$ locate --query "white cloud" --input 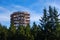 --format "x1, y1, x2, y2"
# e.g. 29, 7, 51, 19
0, 15, 10, 21
11, 5, 42, 21
0, 7, 10, 22
0, 7, 10, 13
1, 0, 60, 27
0, 5, 42, 26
